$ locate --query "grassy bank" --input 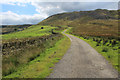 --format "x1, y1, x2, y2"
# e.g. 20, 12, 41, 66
3, 35, 71, 78
66, 28, 119, 72
2, 25, 57, 40
2, 25, 68, 77
2, 34, 62, 76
